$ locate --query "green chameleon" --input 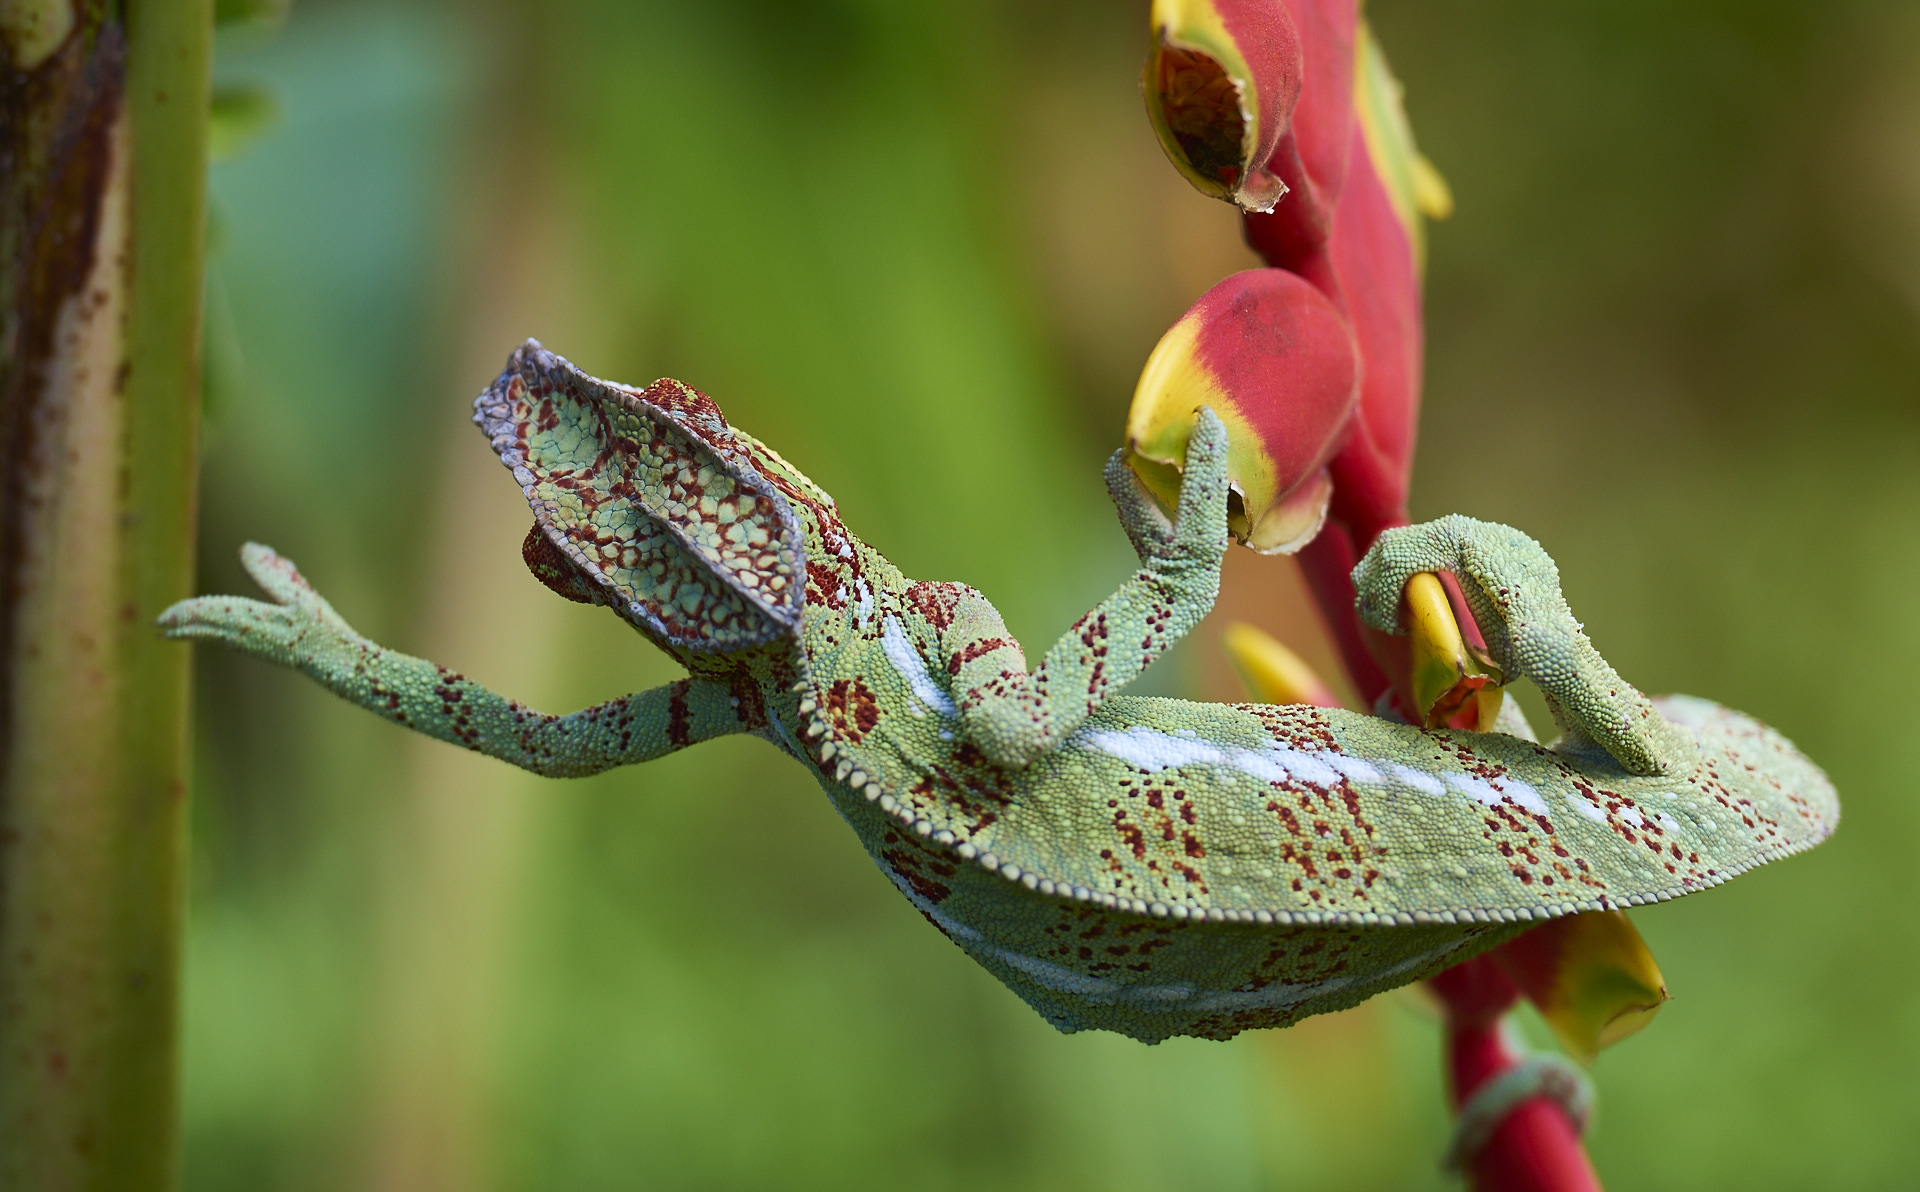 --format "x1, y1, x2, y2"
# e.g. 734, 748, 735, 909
161, 341, 1836, 1045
